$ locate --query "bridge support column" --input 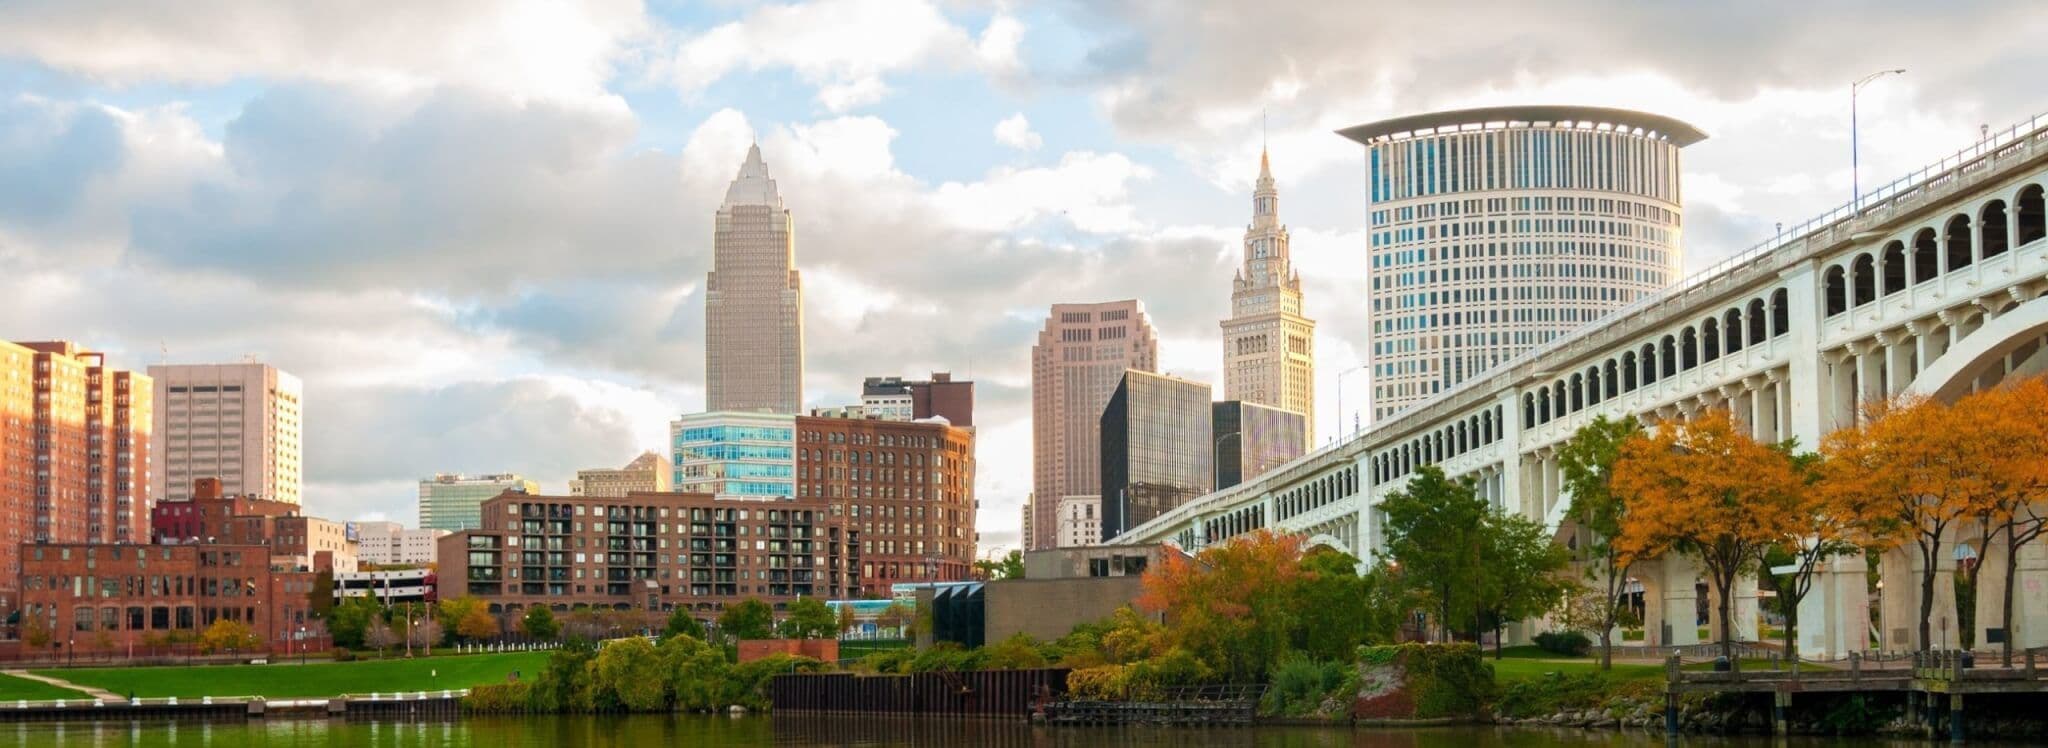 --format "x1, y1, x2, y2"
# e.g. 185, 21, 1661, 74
1640, 555, 1701, 648
1880, 543, 1959, 651
1797, 554, 1871, 660
1707, 573, 1759, 645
